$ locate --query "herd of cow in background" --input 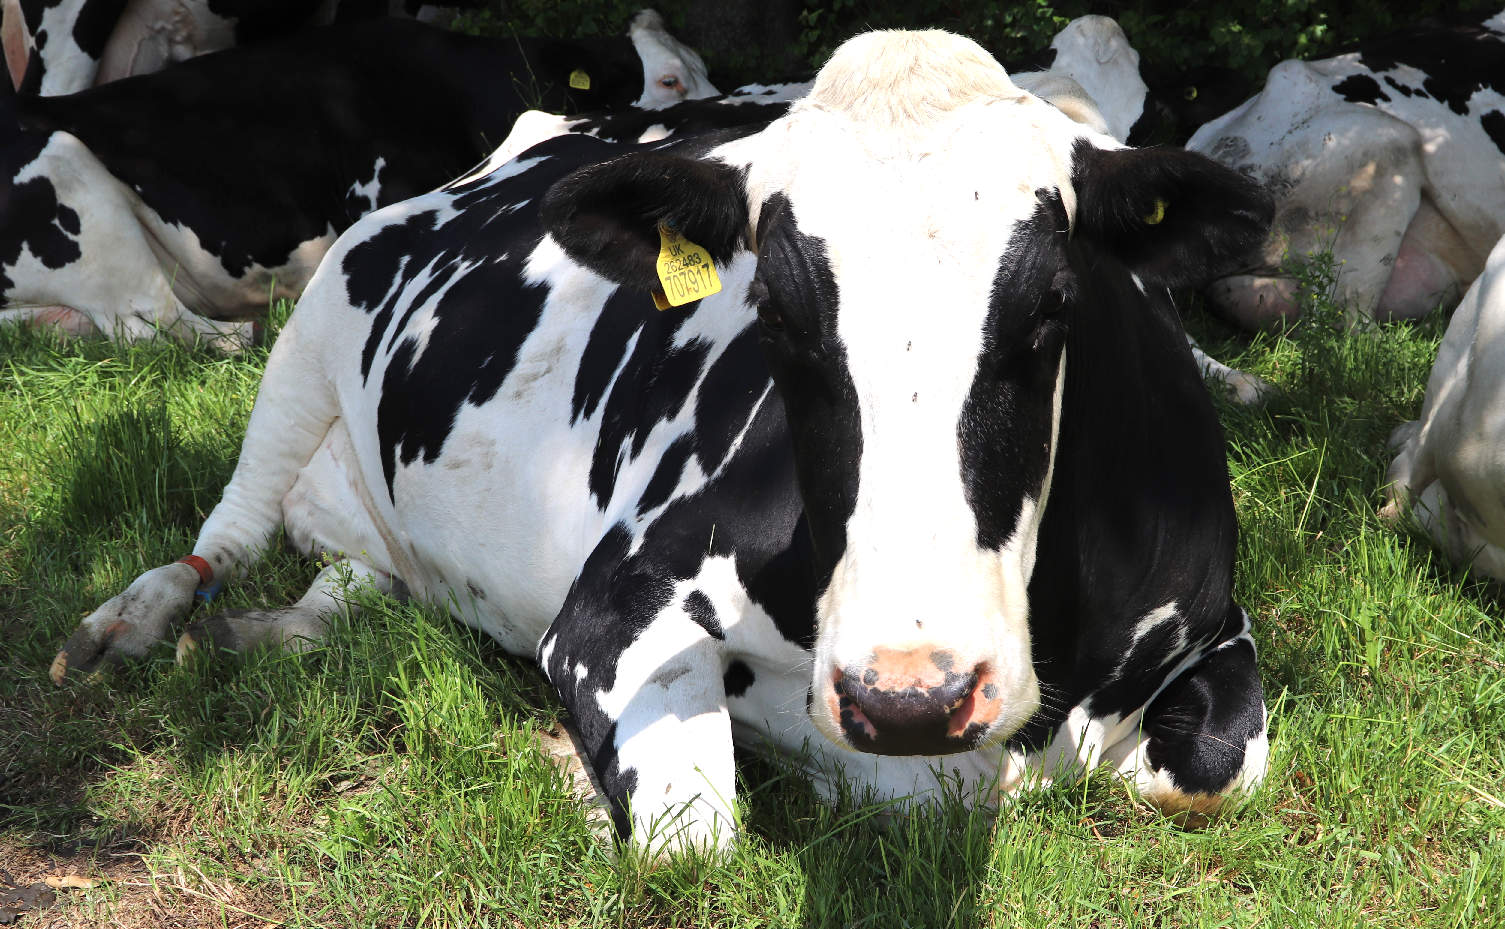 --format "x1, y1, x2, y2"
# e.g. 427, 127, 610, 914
10, 2, 1505, 853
